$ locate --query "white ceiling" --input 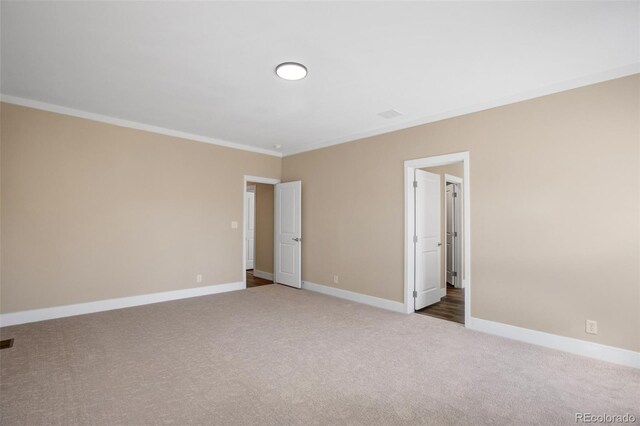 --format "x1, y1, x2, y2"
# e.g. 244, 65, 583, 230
2, 2, 638, 157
